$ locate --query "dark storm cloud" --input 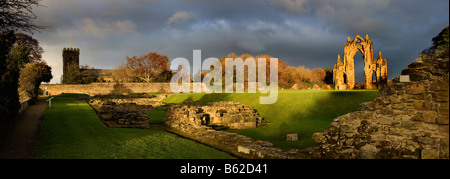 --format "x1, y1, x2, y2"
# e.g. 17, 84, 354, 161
31, 0, 449, 83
